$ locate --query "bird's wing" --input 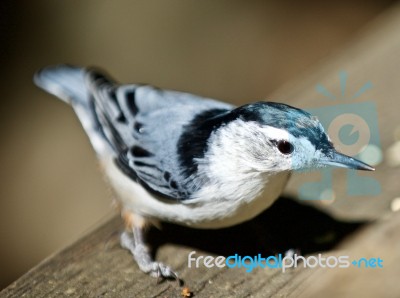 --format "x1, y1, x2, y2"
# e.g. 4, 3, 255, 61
86, 68, 234, 200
